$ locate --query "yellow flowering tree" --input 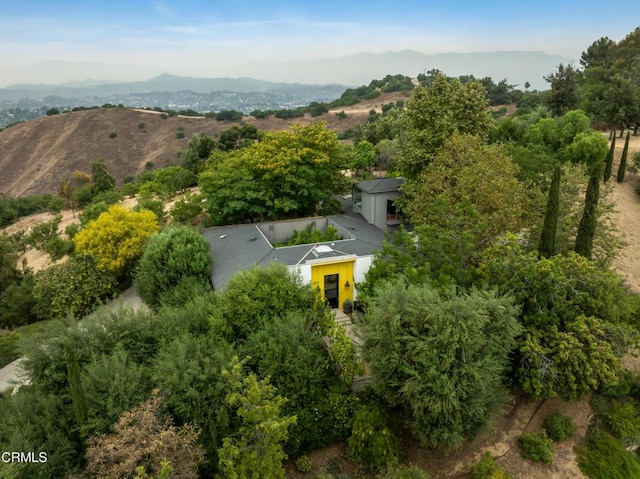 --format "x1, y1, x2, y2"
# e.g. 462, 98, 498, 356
74, 205, 159, 278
